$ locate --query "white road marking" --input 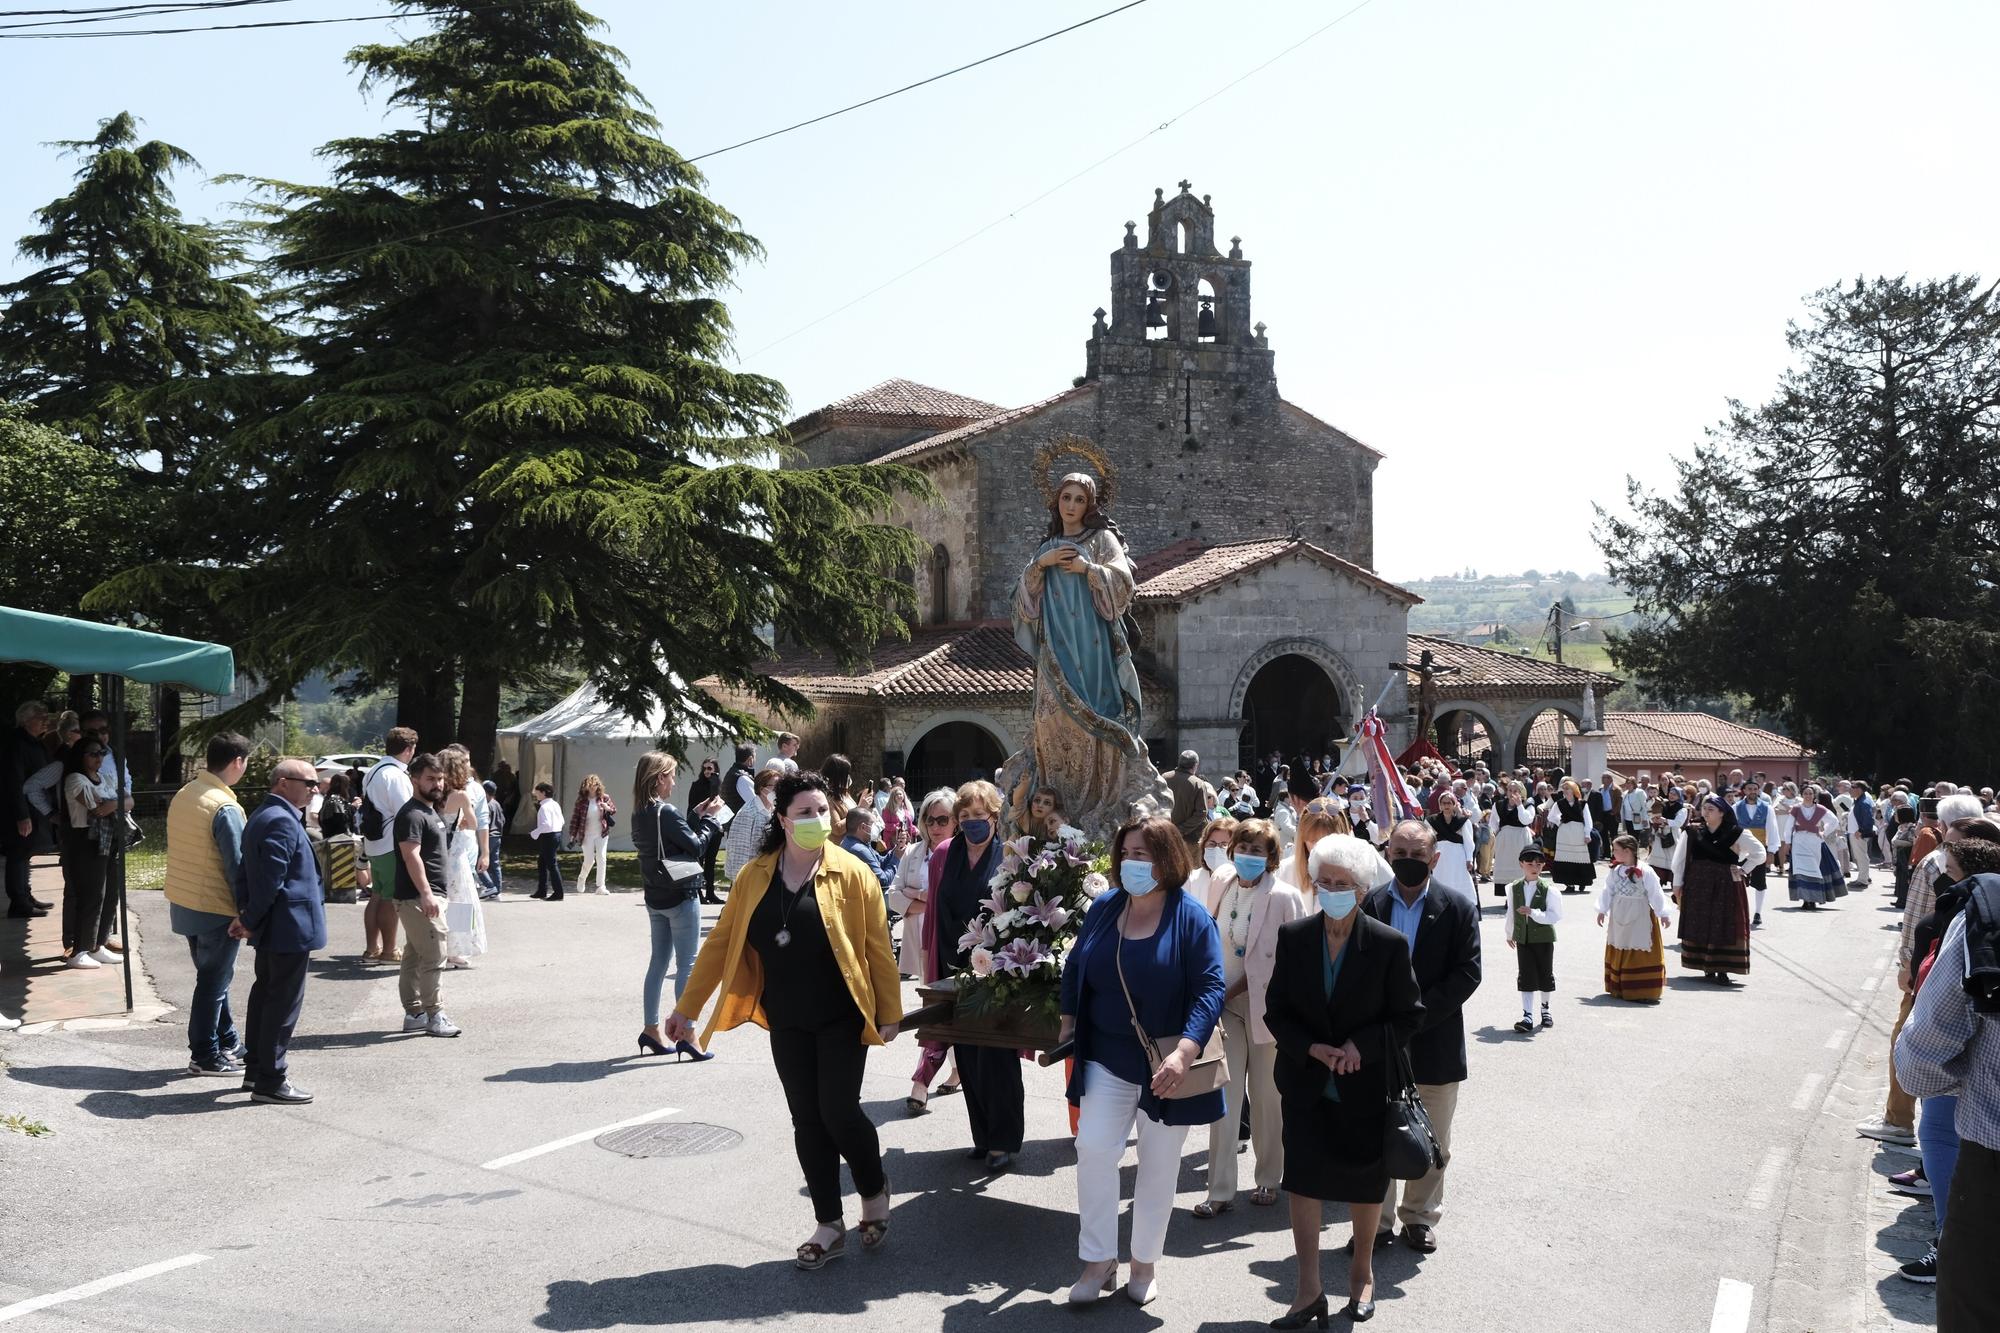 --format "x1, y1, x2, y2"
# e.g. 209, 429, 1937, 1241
481, 1106, 679, 1170
1825, 1028, 1850, 1049
1861, 974, 1880, 992
1709, 1277, 1755, 1333
0, 1254, 210, 1323
1791, 1073, 1823, 1111
1744, 1148, 1785, 1210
